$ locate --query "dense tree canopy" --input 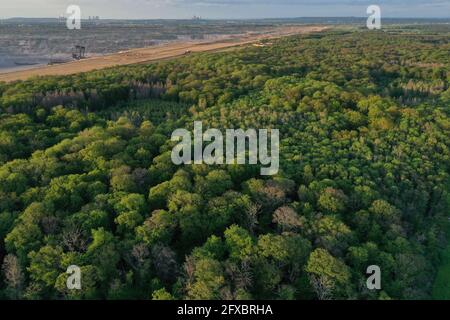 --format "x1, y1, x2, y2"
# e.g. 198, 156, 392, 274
0, 27, 449, 300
